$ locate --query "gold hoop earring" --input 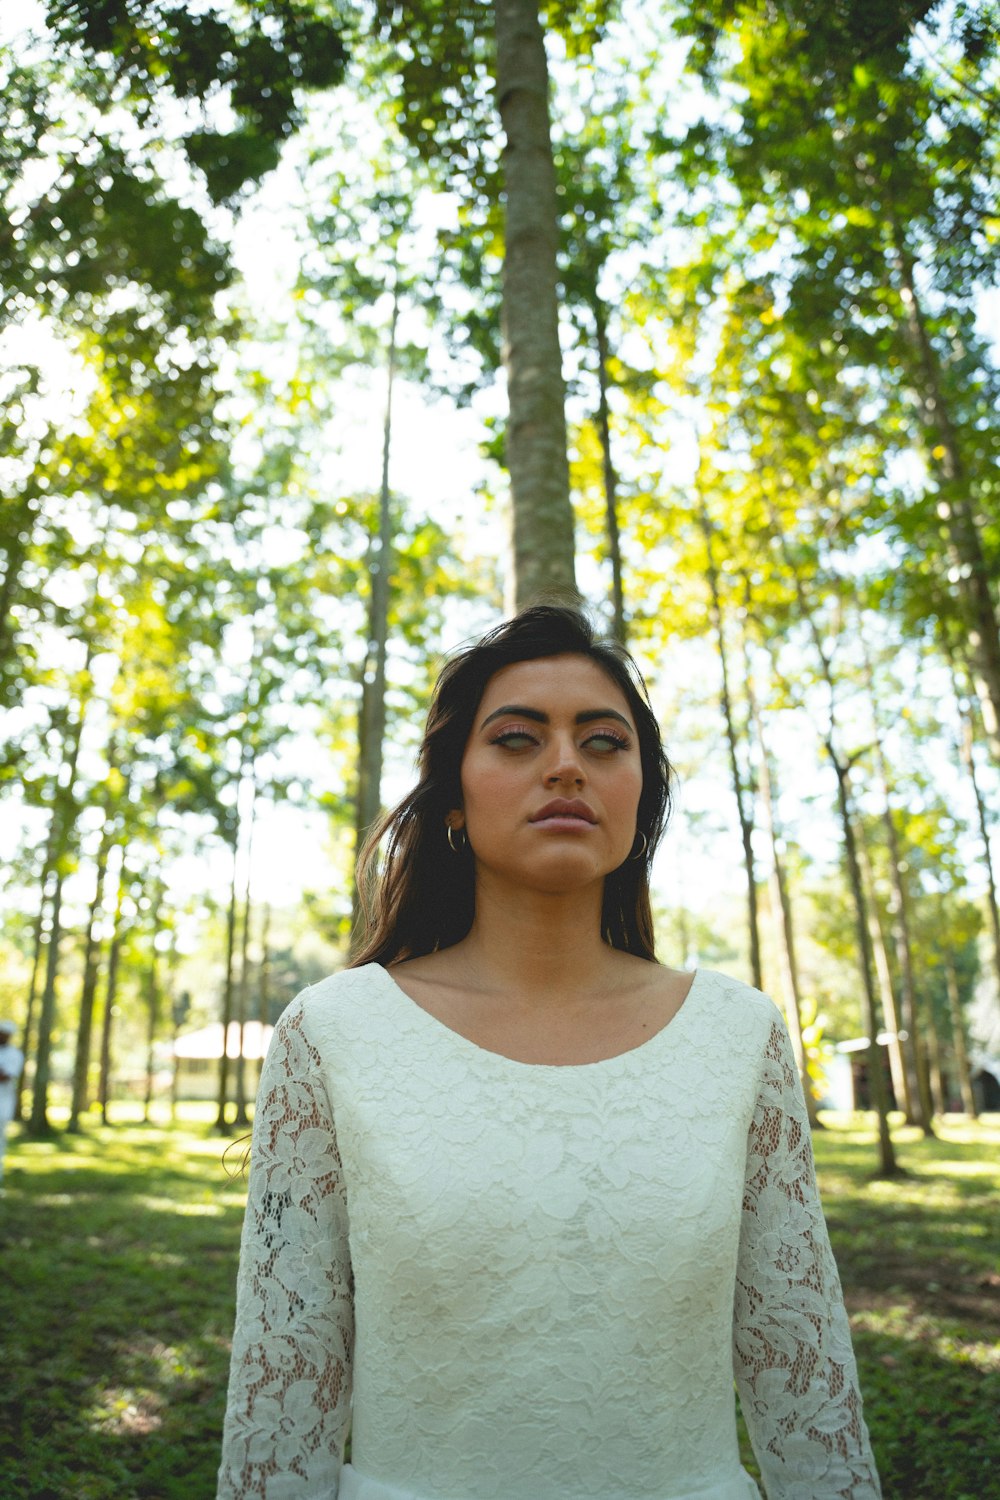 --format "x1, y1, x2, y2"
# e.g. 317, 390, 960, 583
447, 825, 468, 853
630, 830, 648, 861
